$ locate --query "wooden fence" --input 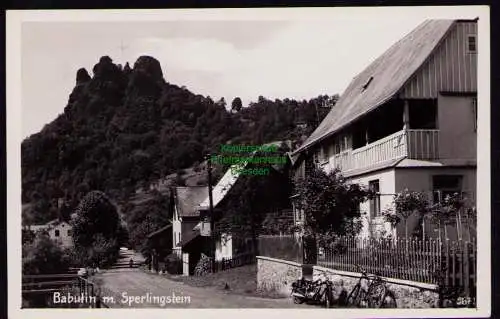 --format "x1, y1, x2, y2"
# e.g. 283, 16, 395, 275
212, 252, 256, 273
22, 272, 111, 308
317, 237, 476, 289
257, 234, 303, 264
256, 234, 476, 299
